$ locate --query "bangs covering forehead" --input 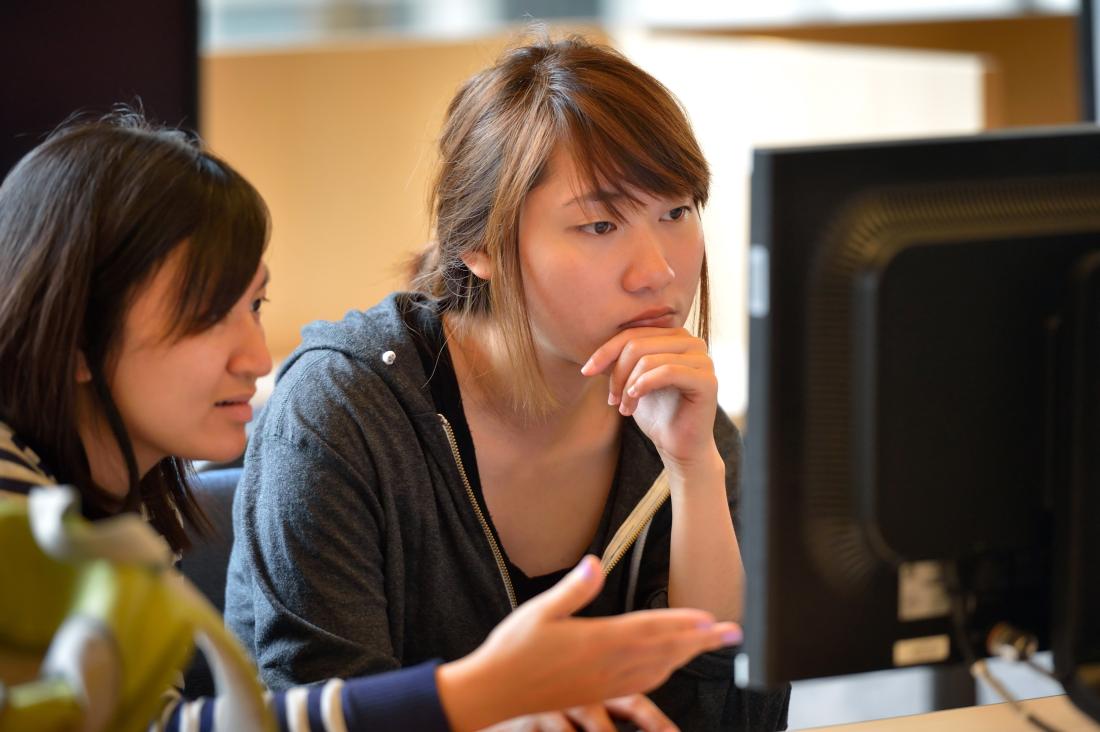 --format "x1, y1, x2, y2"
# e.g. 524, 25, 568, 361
166, 155, 269, 337
545, 48, 710, 221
